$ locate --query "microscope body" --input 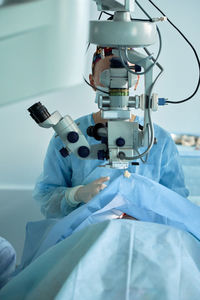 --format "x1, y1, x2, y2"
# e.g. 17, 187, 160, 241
28, 0, 166, 169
